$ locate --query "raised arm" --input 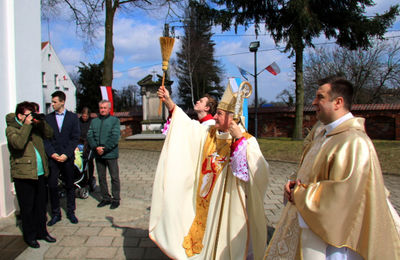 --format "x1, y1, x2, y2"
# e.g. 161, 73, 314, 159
157, 86, 175, 112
